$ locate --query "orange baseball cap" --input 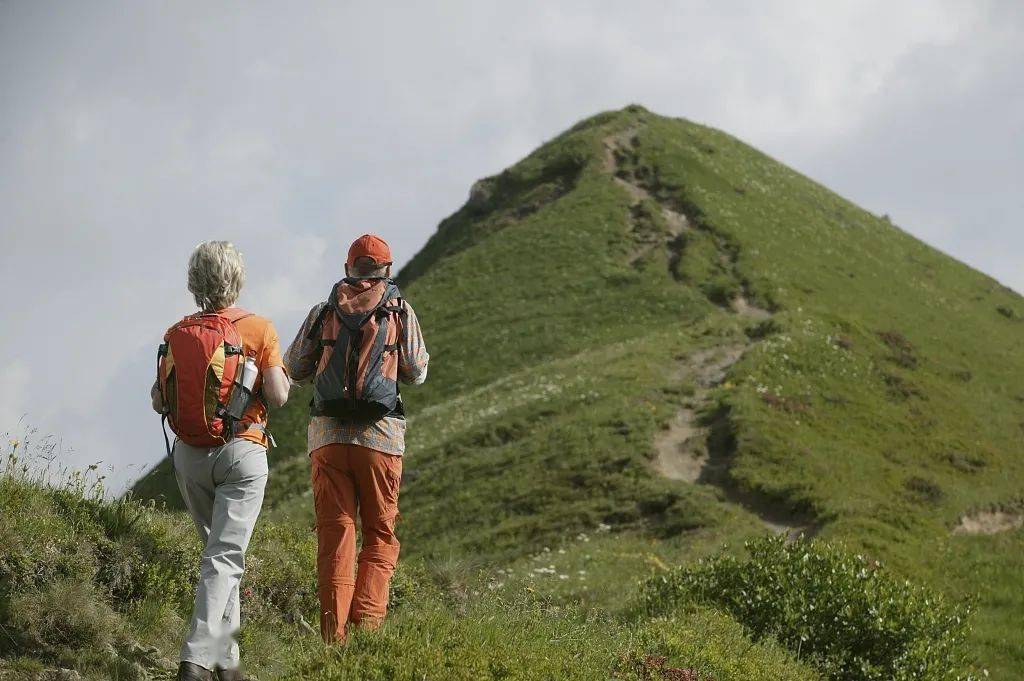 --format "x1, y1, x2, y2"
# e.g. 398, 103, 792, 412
346, 234, 392, 267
